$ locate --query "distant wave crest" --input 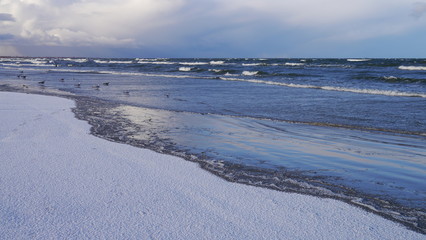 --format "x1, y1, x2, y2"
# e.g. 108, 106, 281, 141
179, 67, 193, 72
347, 59, 371, 62
399, 65, 426, 71
242, 71, 259, 76
219, 77, 426, 98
